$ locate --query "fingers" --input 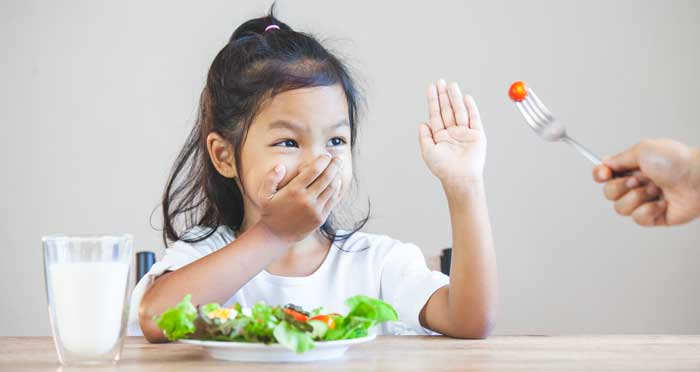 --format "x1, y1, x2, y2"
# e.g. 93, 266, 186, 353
447, 82, 468, 127
289, 154, 333, 189
463, 95, 482, 130
436, 79, 456, 128
603, 175, 638, 201
603, 143, 641, 173
599, 168, 665, 222
318, 176, 342, 207
427, 83, 444, 133
259, 164, 287, 201
593, 165, 613, 183
631, 200, 668, 226
428, 80, 481, 131
614, 184, 661, 216
321, 177, 343, 216
307, 156, 344, 196
418, 123, 435, 152
602, 171, 651, 200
